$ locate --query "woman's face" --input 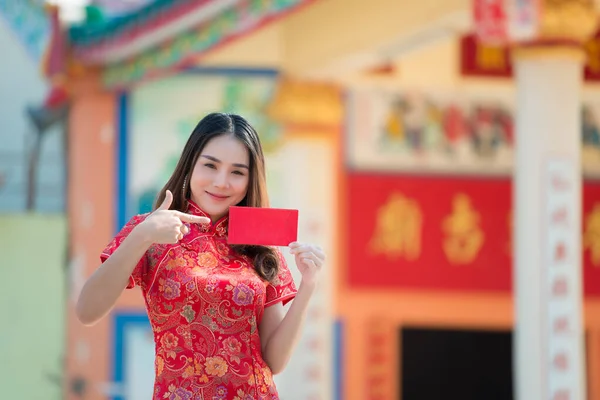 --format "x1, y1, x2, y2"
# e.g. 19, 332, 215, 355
189, 134, 250, 222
